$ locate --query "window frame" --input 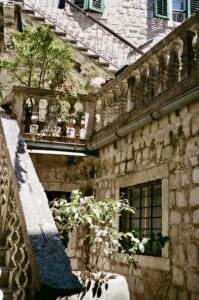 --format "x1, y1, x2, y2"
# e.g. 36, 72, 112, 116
72, 0, 104, 13
154, 0, 170, 19
120, 180, 163, 257
115, 165, 169, 269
